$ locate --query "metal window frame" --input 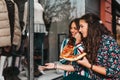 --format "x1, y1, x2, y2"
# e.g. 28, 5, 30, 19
28, 0, 34, 80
